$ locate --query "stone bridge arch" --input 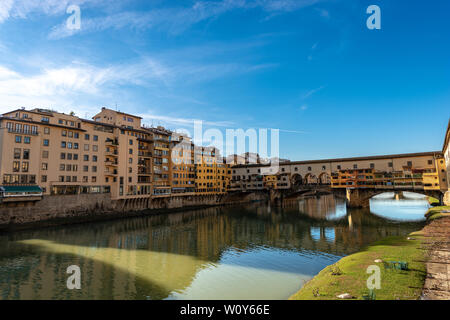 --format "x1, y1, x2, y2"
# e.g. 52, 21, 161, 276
291, 174, 303, 187
319, 172, 331, 185
304, 173, 318, 185
343, 188, 444, 208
